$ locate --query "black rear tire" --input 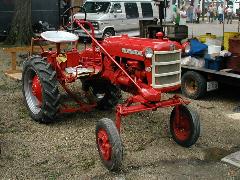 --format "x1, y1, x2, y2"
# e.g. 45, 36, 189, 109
96, 118, 123, 171
170, 105, 200, 147
181, 71, 207, 99
22, 57, 60, 123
